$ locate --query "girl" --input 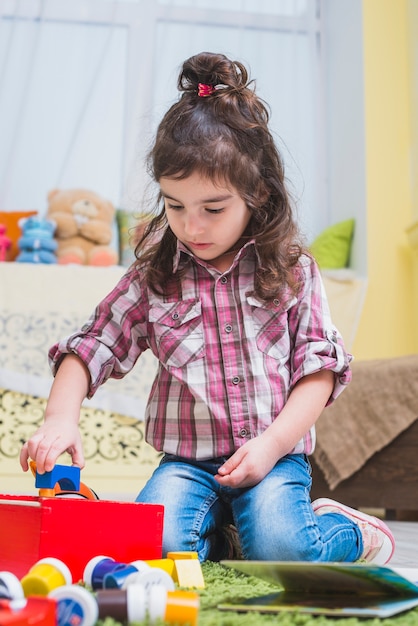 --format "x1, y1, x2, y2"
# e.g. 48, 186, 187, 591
20, 52, 394, 564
